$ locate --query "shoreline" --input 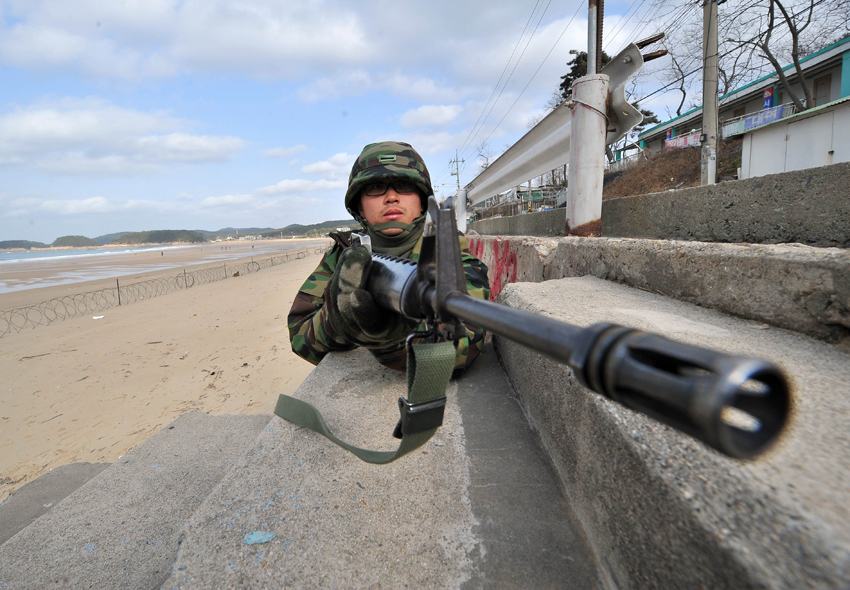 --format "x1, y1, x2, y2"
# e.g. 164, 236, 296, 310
0, 238, 330, 309
0, 236, 320, 255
